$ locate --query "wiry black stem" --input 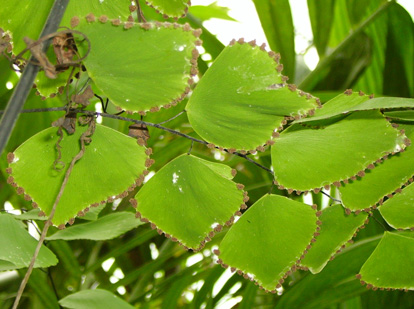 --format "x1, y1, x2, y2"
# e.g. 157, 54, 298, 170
321, 190, 342, 204
0, 107, 273, 174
